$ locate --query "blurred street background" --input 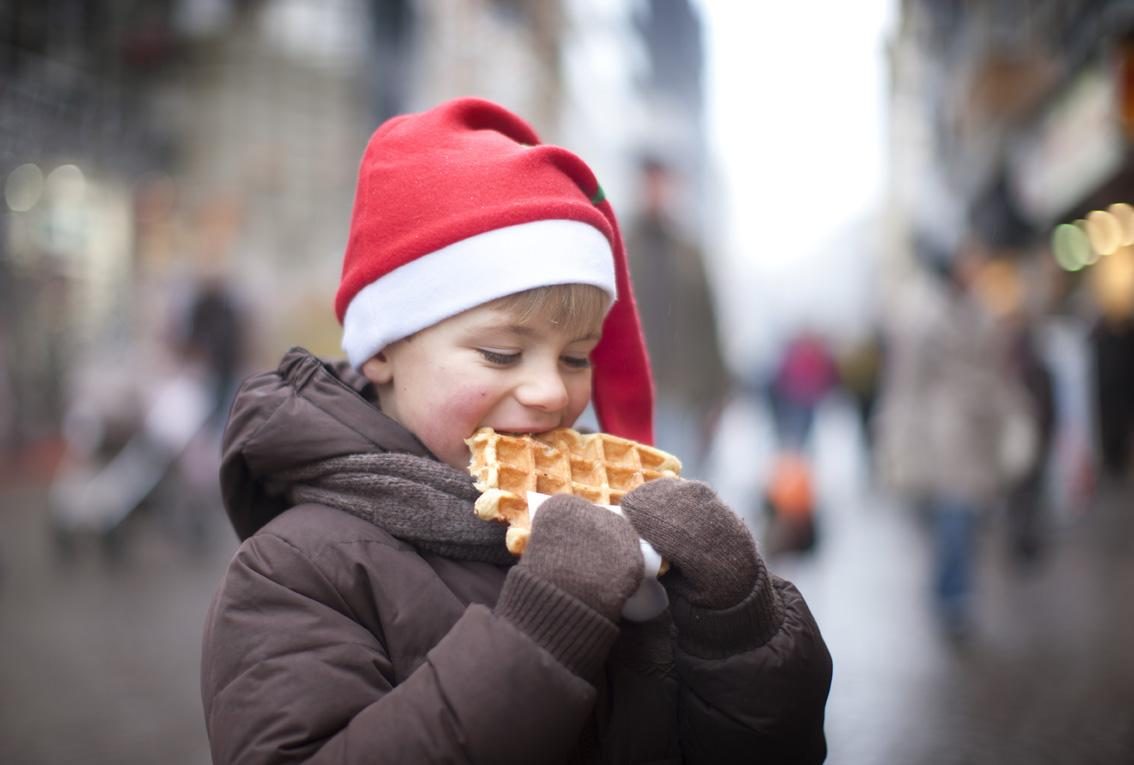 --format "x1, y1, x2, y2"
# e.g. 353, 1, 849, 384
3, 1, 1134, 763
